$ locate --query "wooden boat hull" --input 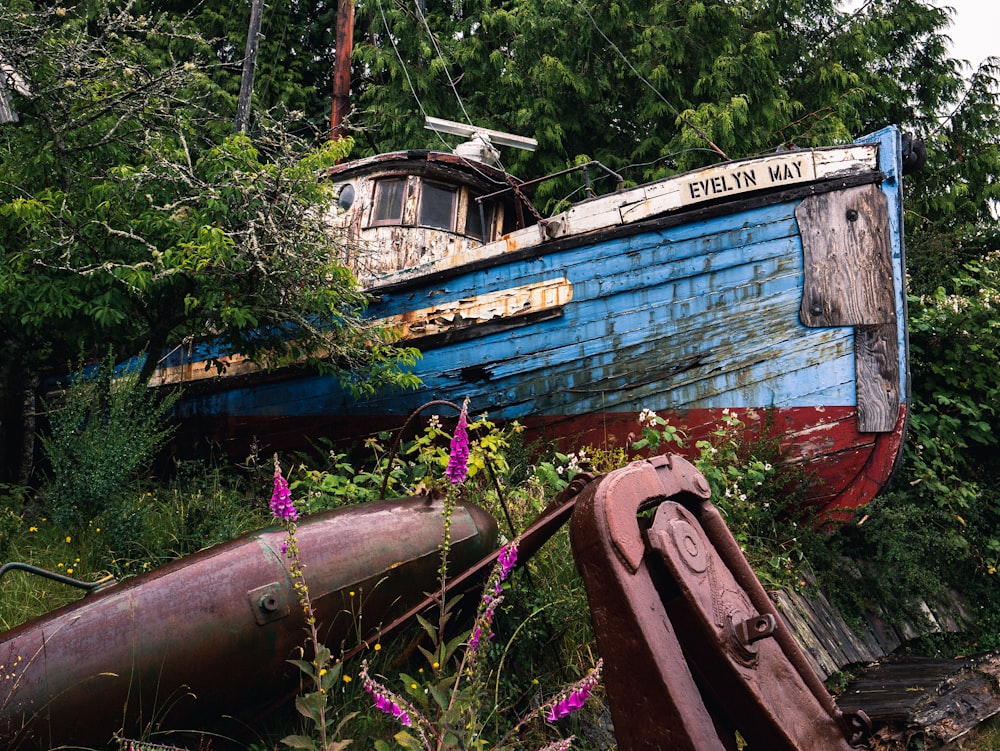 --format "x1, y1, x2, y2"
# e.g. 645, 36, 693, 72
157, 127, 909, 516
0, 496, 498, 749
